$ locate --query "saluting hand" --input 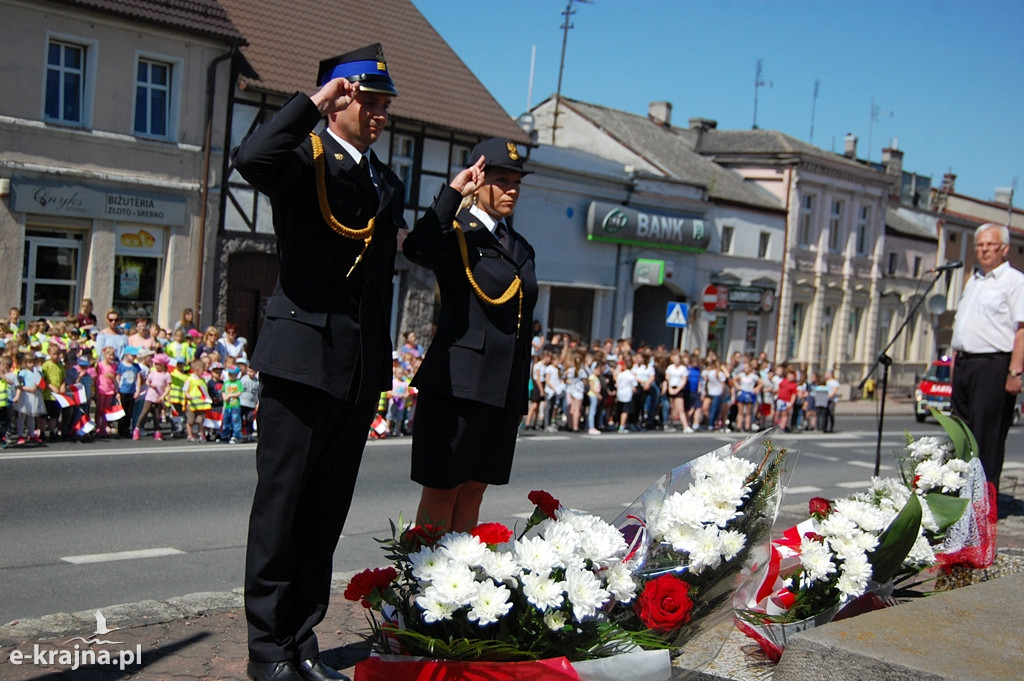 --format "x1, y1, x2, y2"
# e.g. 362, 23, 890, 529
449, 156, 487, 197
310, 77, 360, 116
